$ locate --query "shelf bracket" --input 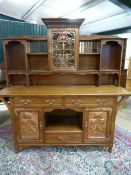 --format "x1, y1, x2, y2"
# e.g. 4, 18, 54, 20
0, 97, 10, 112
117, 96, 129, 110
